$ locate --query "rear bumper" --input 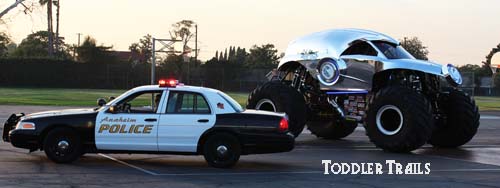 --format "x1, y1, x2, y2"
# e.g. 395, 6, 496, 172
8, 129, 39, 150
241, 132, 295, 155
